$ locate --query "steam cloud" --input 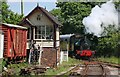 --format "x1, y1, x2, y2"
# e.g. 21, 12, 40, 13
82, 1, 119, 37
